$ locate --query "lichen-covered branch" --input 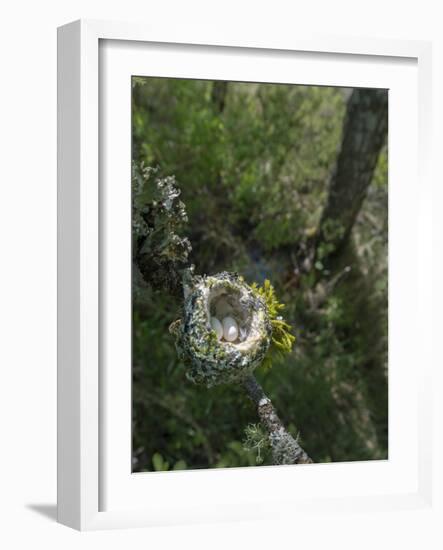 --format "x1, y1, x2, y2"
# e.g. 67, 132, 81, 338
132, 163, 192, 297
242, 374, 312, 465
